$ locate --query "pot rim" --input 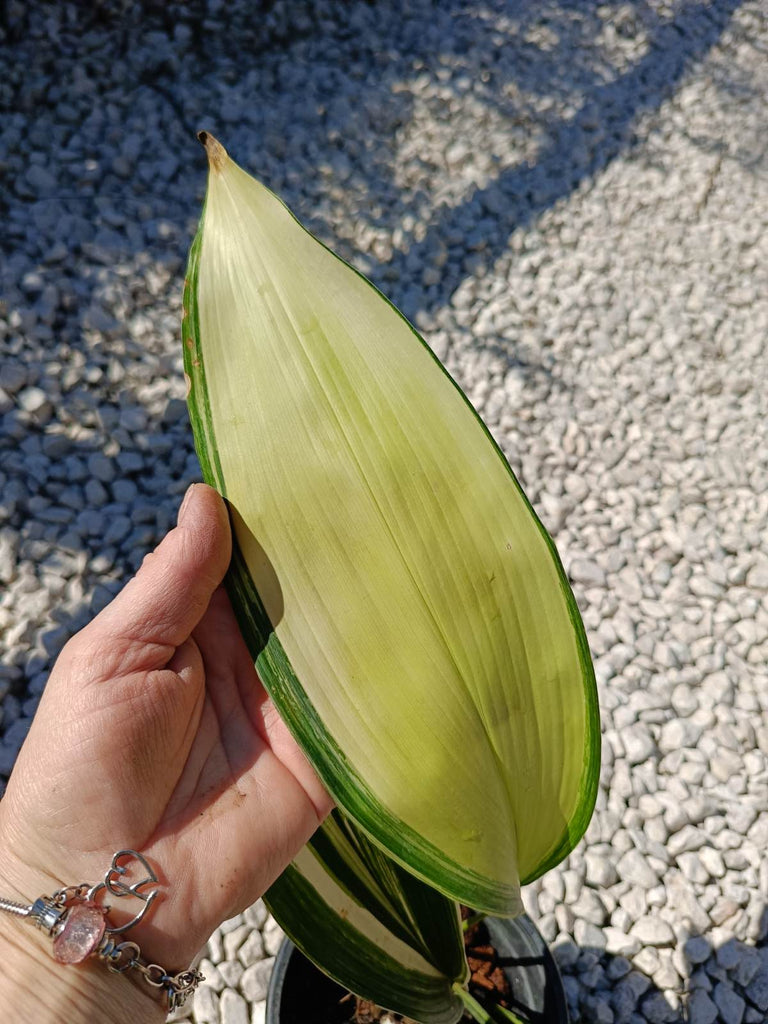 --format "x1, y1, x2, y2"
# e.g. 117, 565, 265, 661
265, 913, 569, 1024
